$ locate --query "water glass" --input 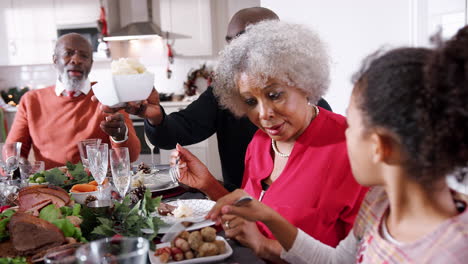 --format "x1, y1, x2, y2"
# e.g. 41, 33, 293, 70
86, 143, 108, 199
75, 236, 149, 264
19, 161, 45, 186
77, 138, 102, 168
110, 147, 131, 199
1, 142, 22, 180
